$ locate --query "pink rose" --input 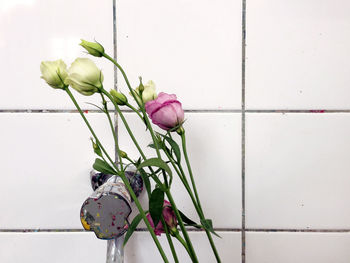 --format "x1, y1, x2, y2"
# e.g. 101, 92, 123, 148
146, 200, 178, 236
145, 92, 184, 131
146, 213, 164, 236
162, 200, 177, 232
